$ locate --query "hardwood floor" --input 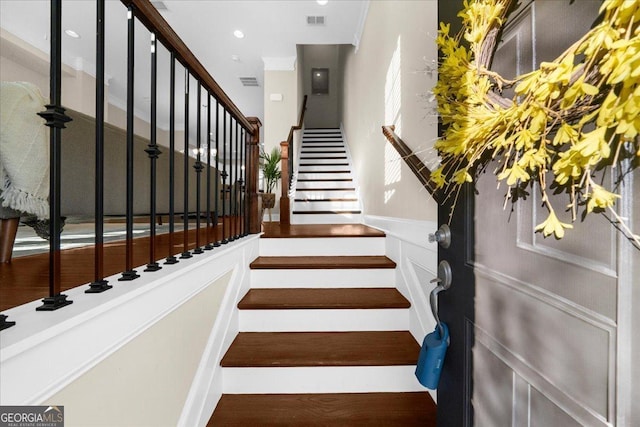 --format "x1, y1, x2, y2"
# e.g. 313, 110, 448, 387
0, 219, 240, 312
0, 222, 387, 312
